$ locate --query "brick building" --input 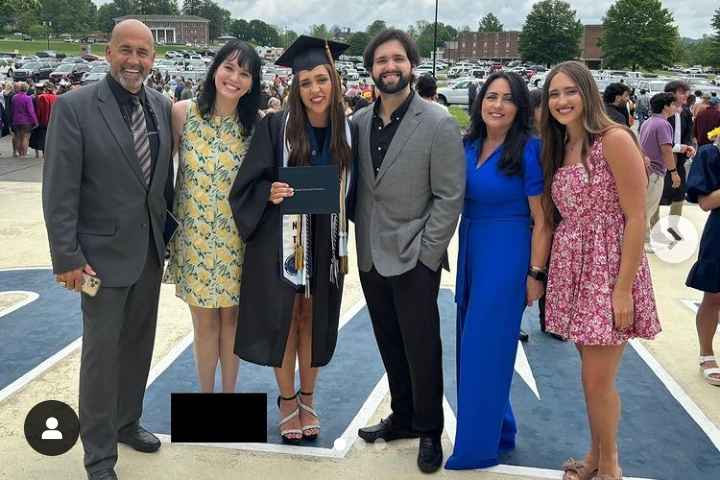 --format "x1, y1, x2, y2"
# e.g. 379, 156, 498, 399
113, 15, 210, 45
445, 25, 605, 67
